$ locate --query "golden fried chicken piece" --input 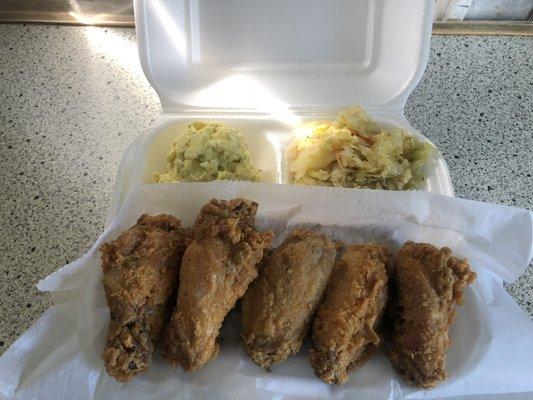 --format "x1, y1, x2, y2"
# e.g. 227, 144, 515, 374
241, 229, 337, 368
164, 198, 273, 371
310, 244, 389, 384
100, 214, 189, 382
387, 241, 476, 389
